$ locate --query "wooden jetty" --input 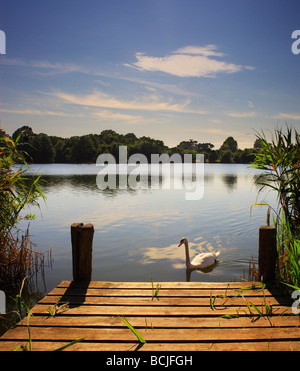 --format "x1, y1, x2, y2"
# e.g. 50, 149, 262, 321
1, 223, 299, 351
0, 280, 299, 351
